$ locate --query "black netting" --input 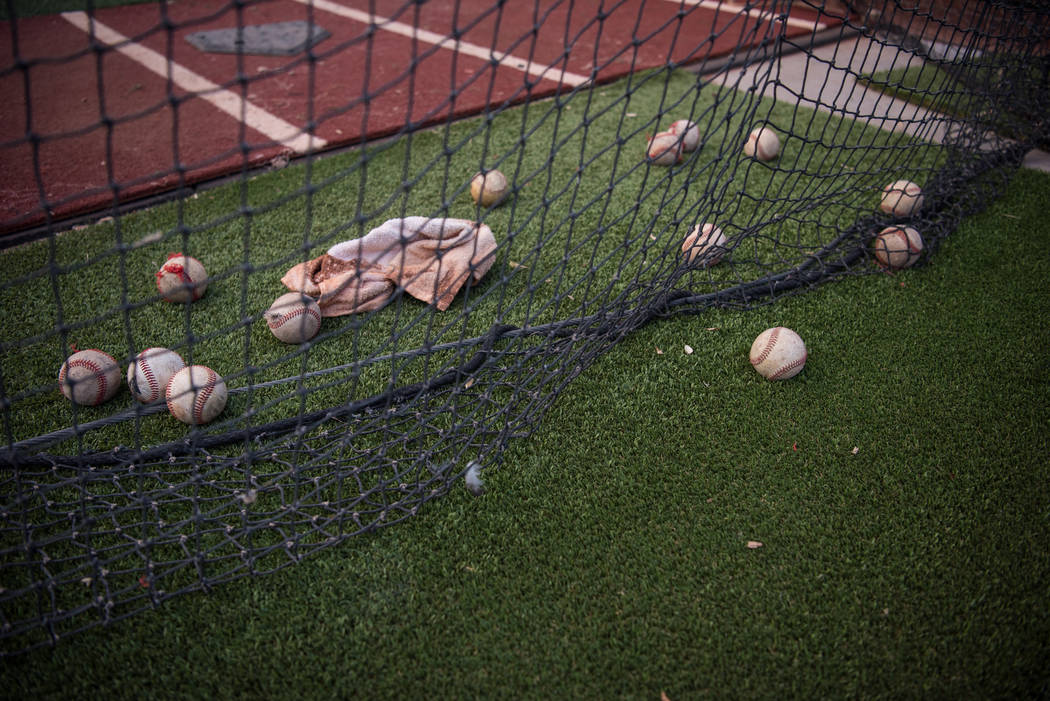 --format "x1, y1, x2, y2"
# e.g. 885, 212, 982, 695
1, 0, 1047, 655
